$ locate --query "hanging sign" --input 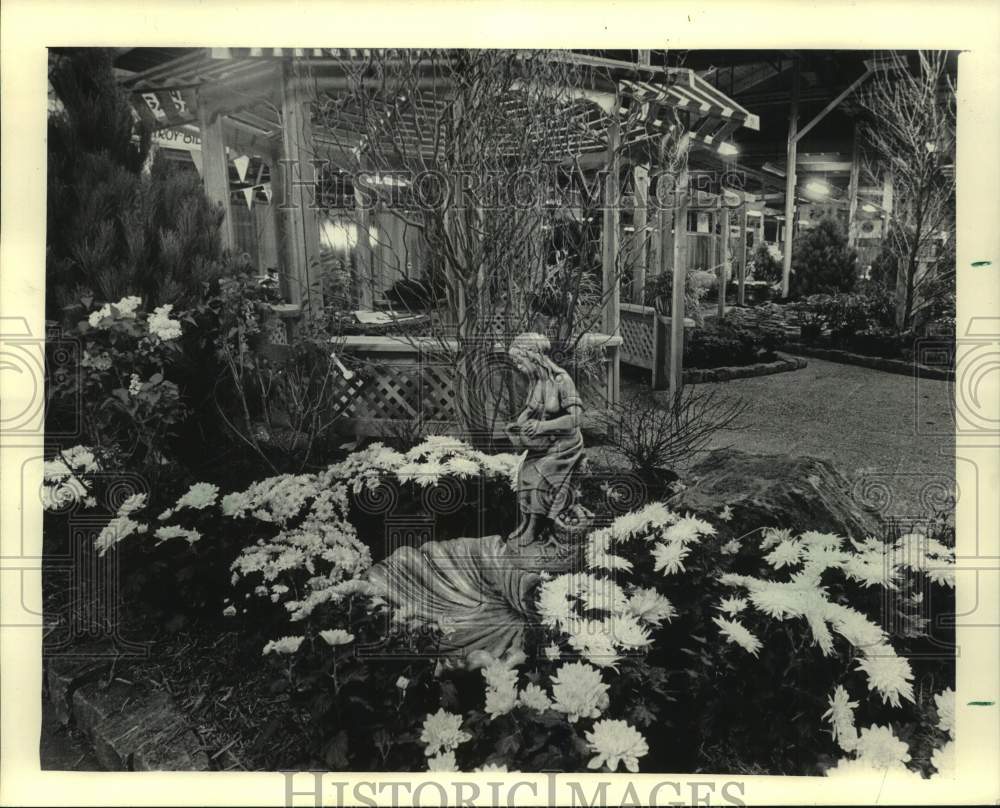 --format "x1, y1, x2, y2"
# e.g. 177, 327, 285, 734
130, 87, 199, 130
